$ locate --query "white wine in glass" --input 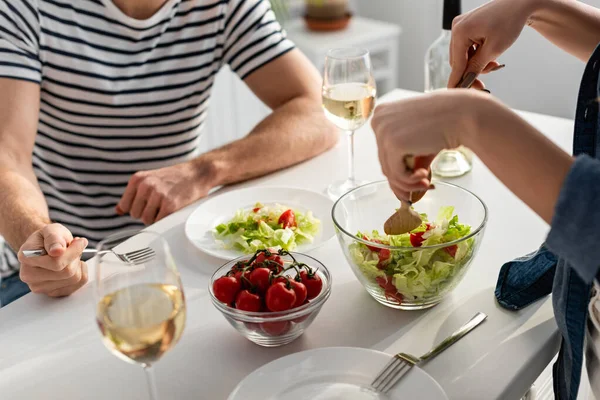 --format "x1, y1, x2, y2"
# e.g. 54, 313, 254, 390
323, 48, 376, 200
95, 230, 186, 400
